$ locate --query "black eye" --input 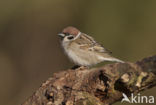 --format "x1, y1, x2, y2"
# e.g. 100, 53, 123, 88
67, 36, 74, 40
